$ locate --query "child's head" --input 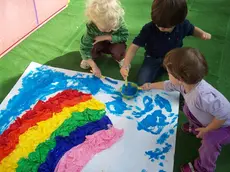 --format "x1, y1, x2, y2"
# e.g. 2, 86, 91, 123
151, 0, 187, 32
163, 47, 208, 85
85, 0, 124, 32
